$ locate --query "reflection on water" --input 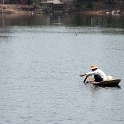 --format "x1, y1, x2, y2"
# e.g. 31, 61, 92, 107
0, 14, 124, 28
86, 83, 121, 90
